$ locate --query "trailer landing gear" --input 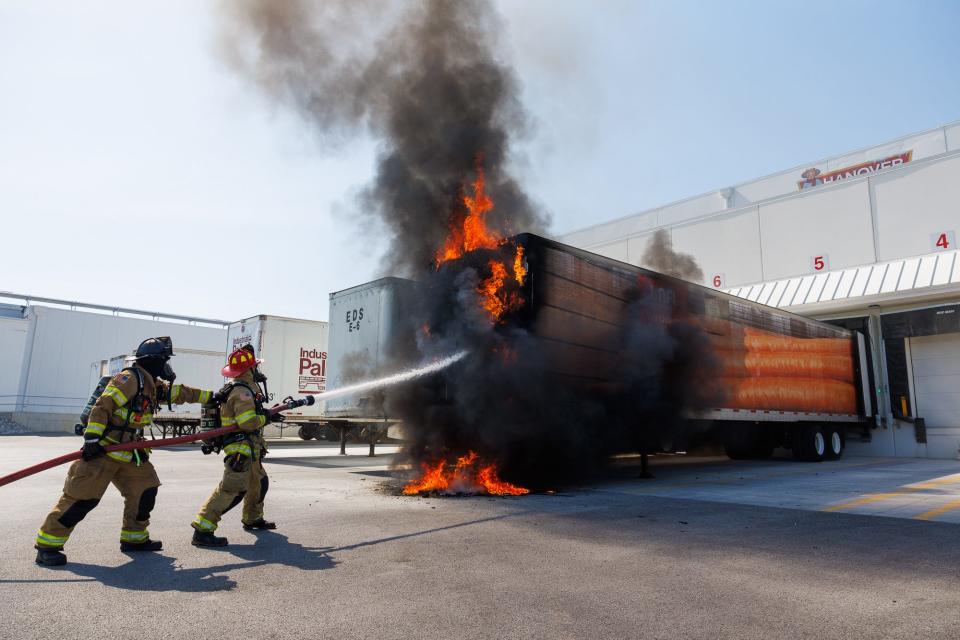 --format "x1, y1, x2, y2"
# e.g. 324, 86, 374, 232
638, 452, 654, 479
